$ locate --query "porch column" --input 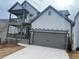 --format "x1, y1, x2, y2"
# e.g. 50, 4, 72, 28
19, 10, 26, 40
6, 13, 12, 43
23, 10, 26, 22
